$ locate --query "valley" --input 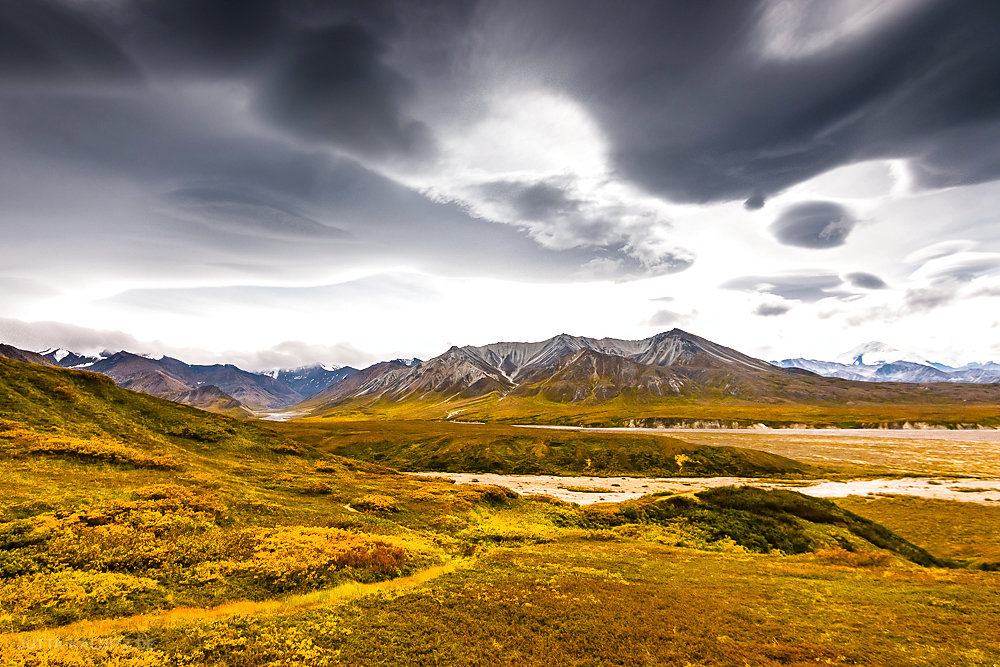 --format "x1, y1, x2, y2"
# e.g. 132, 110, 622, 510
411, 472, 1000, 505
3, 341, 1000, 665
